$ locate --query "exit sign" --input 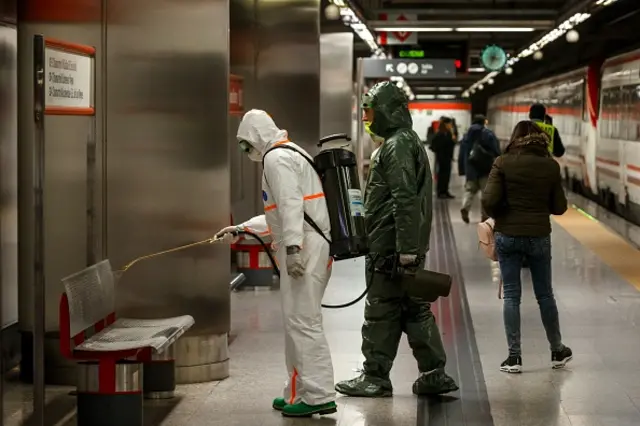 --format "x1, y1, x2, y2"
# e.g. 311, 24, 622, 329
399, 50, 425, 58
